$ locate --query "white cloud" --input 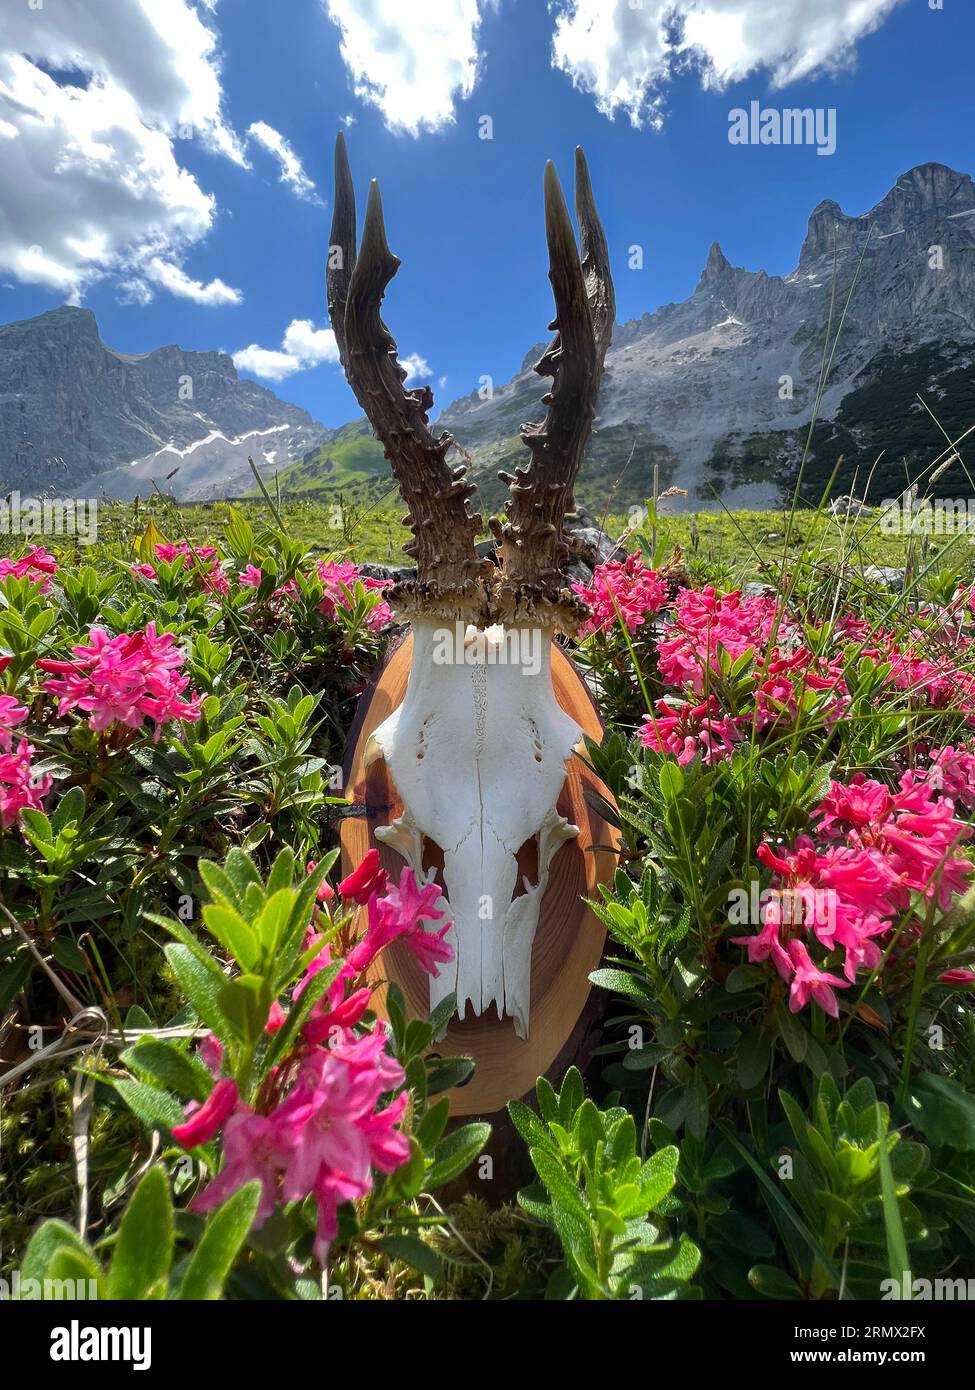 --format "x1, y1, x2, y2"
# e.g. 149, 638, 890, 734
281, 319, 340, 364
232, 345, 302, 382
399, 353, 431, 383
246, 121, 320, 203
0, 0, 245, 301
323, 0, 483, 135
146, 257, 242, 306
234, 317, 339, 381
550, 0, 905, 127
